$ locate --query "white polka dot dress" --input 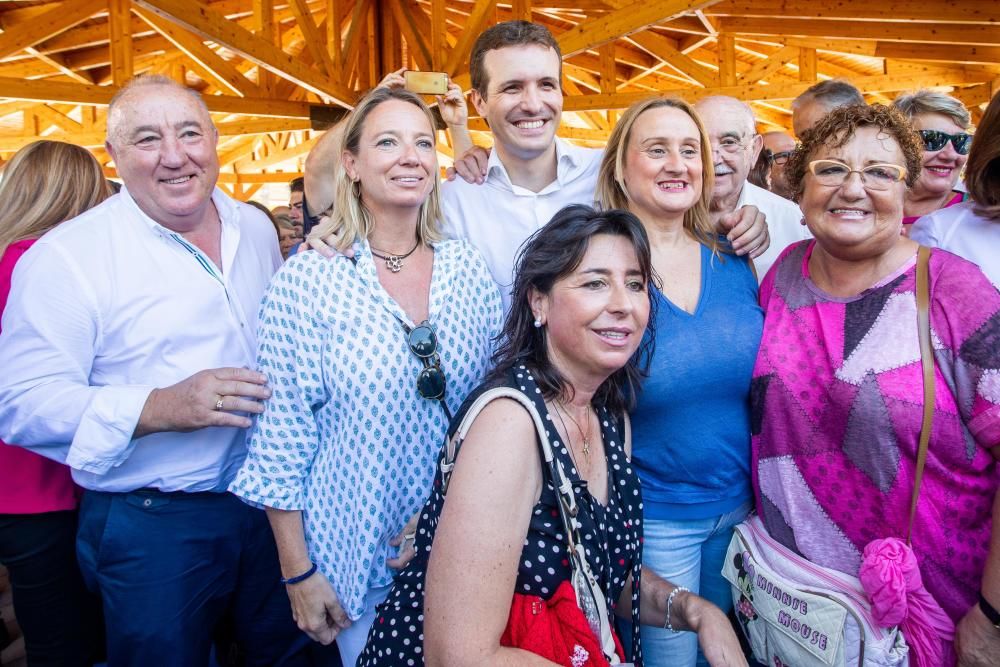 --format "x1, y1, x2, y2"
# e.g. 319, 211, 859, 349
229, 239, 502, 622
359, 365, 645, 666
